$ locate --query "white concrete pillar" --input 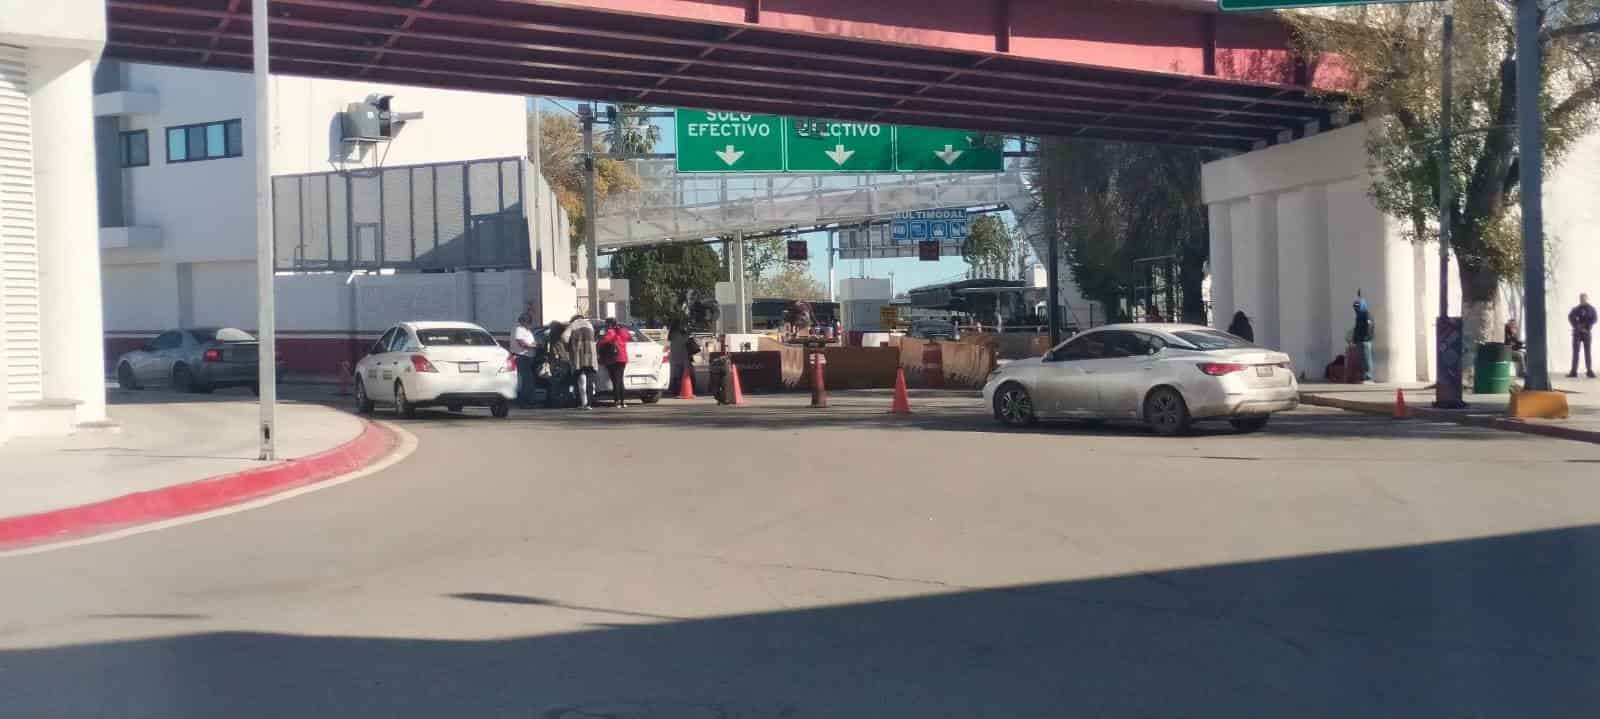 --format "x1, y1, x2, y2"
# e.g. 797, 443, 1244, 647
1379, 215, 1417, 383
1207, 202, 1233, 328
1275, 186, 1329, 372
1228, 196, 1279, 348
30, 48, 106, 424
